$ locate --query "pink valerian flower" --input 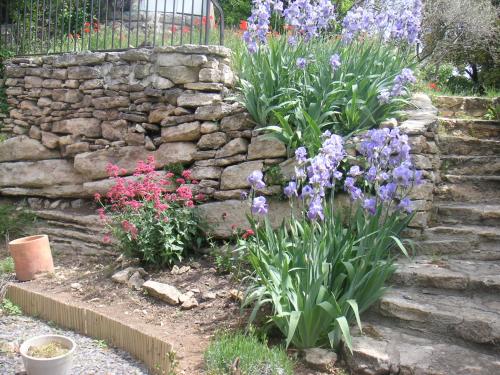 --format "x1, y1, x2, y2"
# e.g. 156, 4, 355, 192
94, 193, 102, 202
195, 193, 206, 201
97, 208, 106, 220
181, 170, 192, 180
106, 163, 121, 178
185, 200, 194, 208
176, 186, 193, 200
121, 220, 139, 239
165, 172, 175, 179
103, 234, 112, 243
176, 178, 186, 184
